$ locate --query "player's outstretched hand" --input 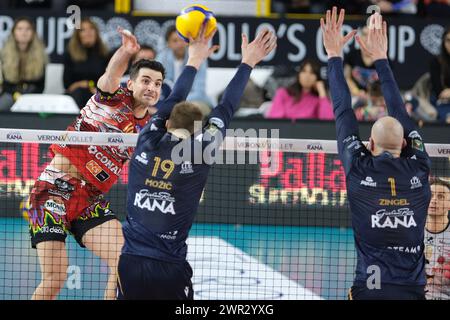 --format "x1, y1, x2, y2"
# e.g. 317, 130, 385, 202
187, 22, 220, 70
118, 27, 140, 56
241, 28, 277, 68
355, 12, 388, 61
320, 6, 356, 59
